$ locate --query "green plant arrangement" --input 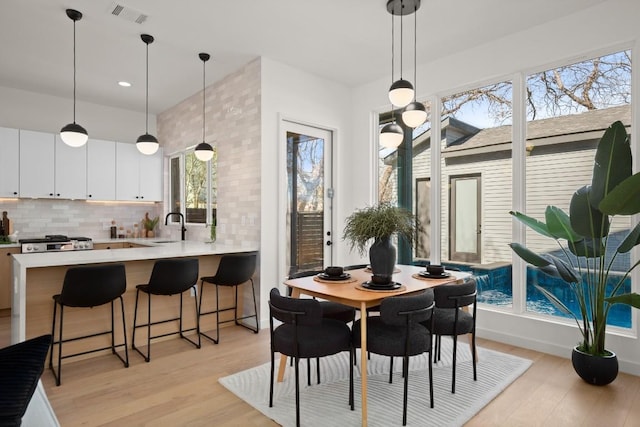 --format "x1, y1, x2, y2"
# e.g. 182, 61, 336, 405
509, 121, 640, 382
343, 202, 418, 276
343, 202, 417, 255
143, 215, 159, 232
